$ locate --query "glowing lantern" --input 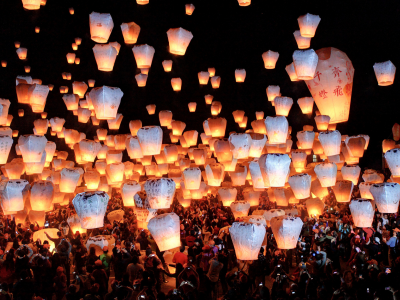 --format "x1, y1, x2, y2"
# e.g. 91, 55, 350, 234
297, 97, 314, 114
135, 74, 147, 87
187, 102, 197, 113
274, 97, 293, 116
305, 48, 354, 124
182, 167, 201, 190
249, 133, 267, 158
79, 139, 101, 162
106, 150, 123, 164
230, 222, 265, 260
229, 133, 251, 159
297, 131, 315, 151
129, 120, 142, 137
159, 110, 173, 127
298, 13, 321, 37
270, 216, 303, 249
211, 76, 221, 88
24, 66, 31, 73
341, 165, 360, 185
67, 214, 87, 234
198, 71, 210, 85
83, 170, 100, 190
121, 181, 140, 207
1, 61, 6, 67
167, 28, 193, 55
264, 116, 288, 144
78, 108, 91, 123
89, 86, 123, 120
107, 114, 123, 130
28, 84, 49, 109
205, 163, 225, 186
242, 187, 261, 206
132, 44, 155, 68
89, 12, 114, 43
349, 199, 374, 227
93, 43, 119, 71
292, 49, 318, 80
147, 212, 180, 251
373, 60, 396, 86
136, 126, 162, 156
344, 136, 365, 158
30, 181, 54, 211
0, 180, 30, 211
22, 0, 41, 9
293, 30, 311, 49
146, 104, 156, 115
207, 117, 227, 138
235, 69, 246, 82
60, 168, 81, 193
288, 174, 311, 199
332, 180, 353, 202
314, 162, 337, 187
385, 149, 400, 176
305, 197, 324, 217
185, 4, 195, 14
370, 182, 400, 213
145, 178, 176, 209
18, 135, 47, 163
230, 201, 250, 219
218, 187, 237, 206
0, 136, 13, 164
62, 94, 79, 111
204, 94, 213, 105
18, 109, 24, 117
73, 191, 109, 229
318, 130, 341, 156
362, 169, 384, 183
383, 139, 396, 153
258, 153, 290, 187
359, 182, 374, 200
66, 53, 76, 64
16, 48, 28, 60
120, 22, 140, 44
171, 78, 182, 91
